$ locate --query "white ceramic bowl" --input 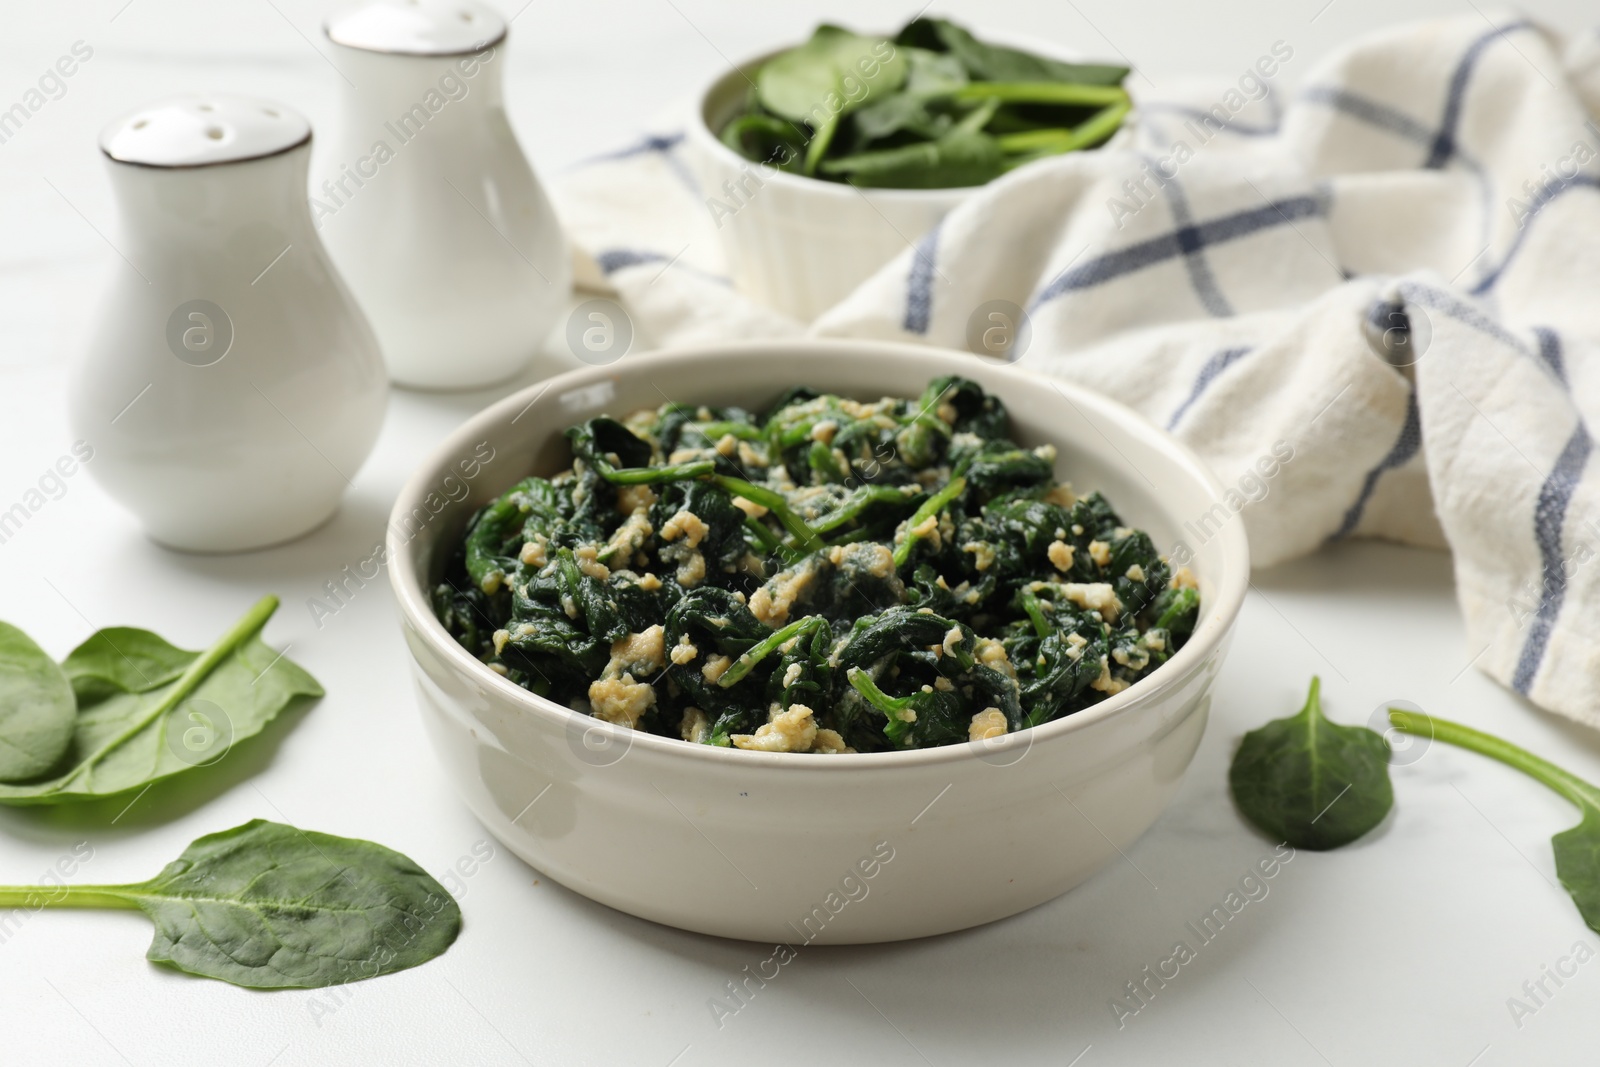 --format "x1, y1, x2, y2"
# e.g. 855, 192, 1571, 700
682, 34, 1128, 322
388, 340, 1248, 943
